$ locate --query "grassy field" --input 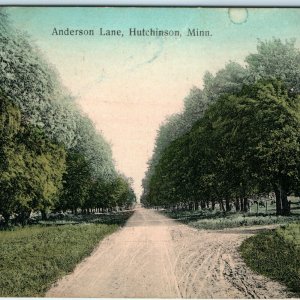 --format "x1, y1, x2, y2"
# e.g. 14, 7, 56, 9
38, 210, 134, 226
0, 224, 118, 296
162, 200, 300, 230
189, 214, 300, 230
240, 223, 300, 295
